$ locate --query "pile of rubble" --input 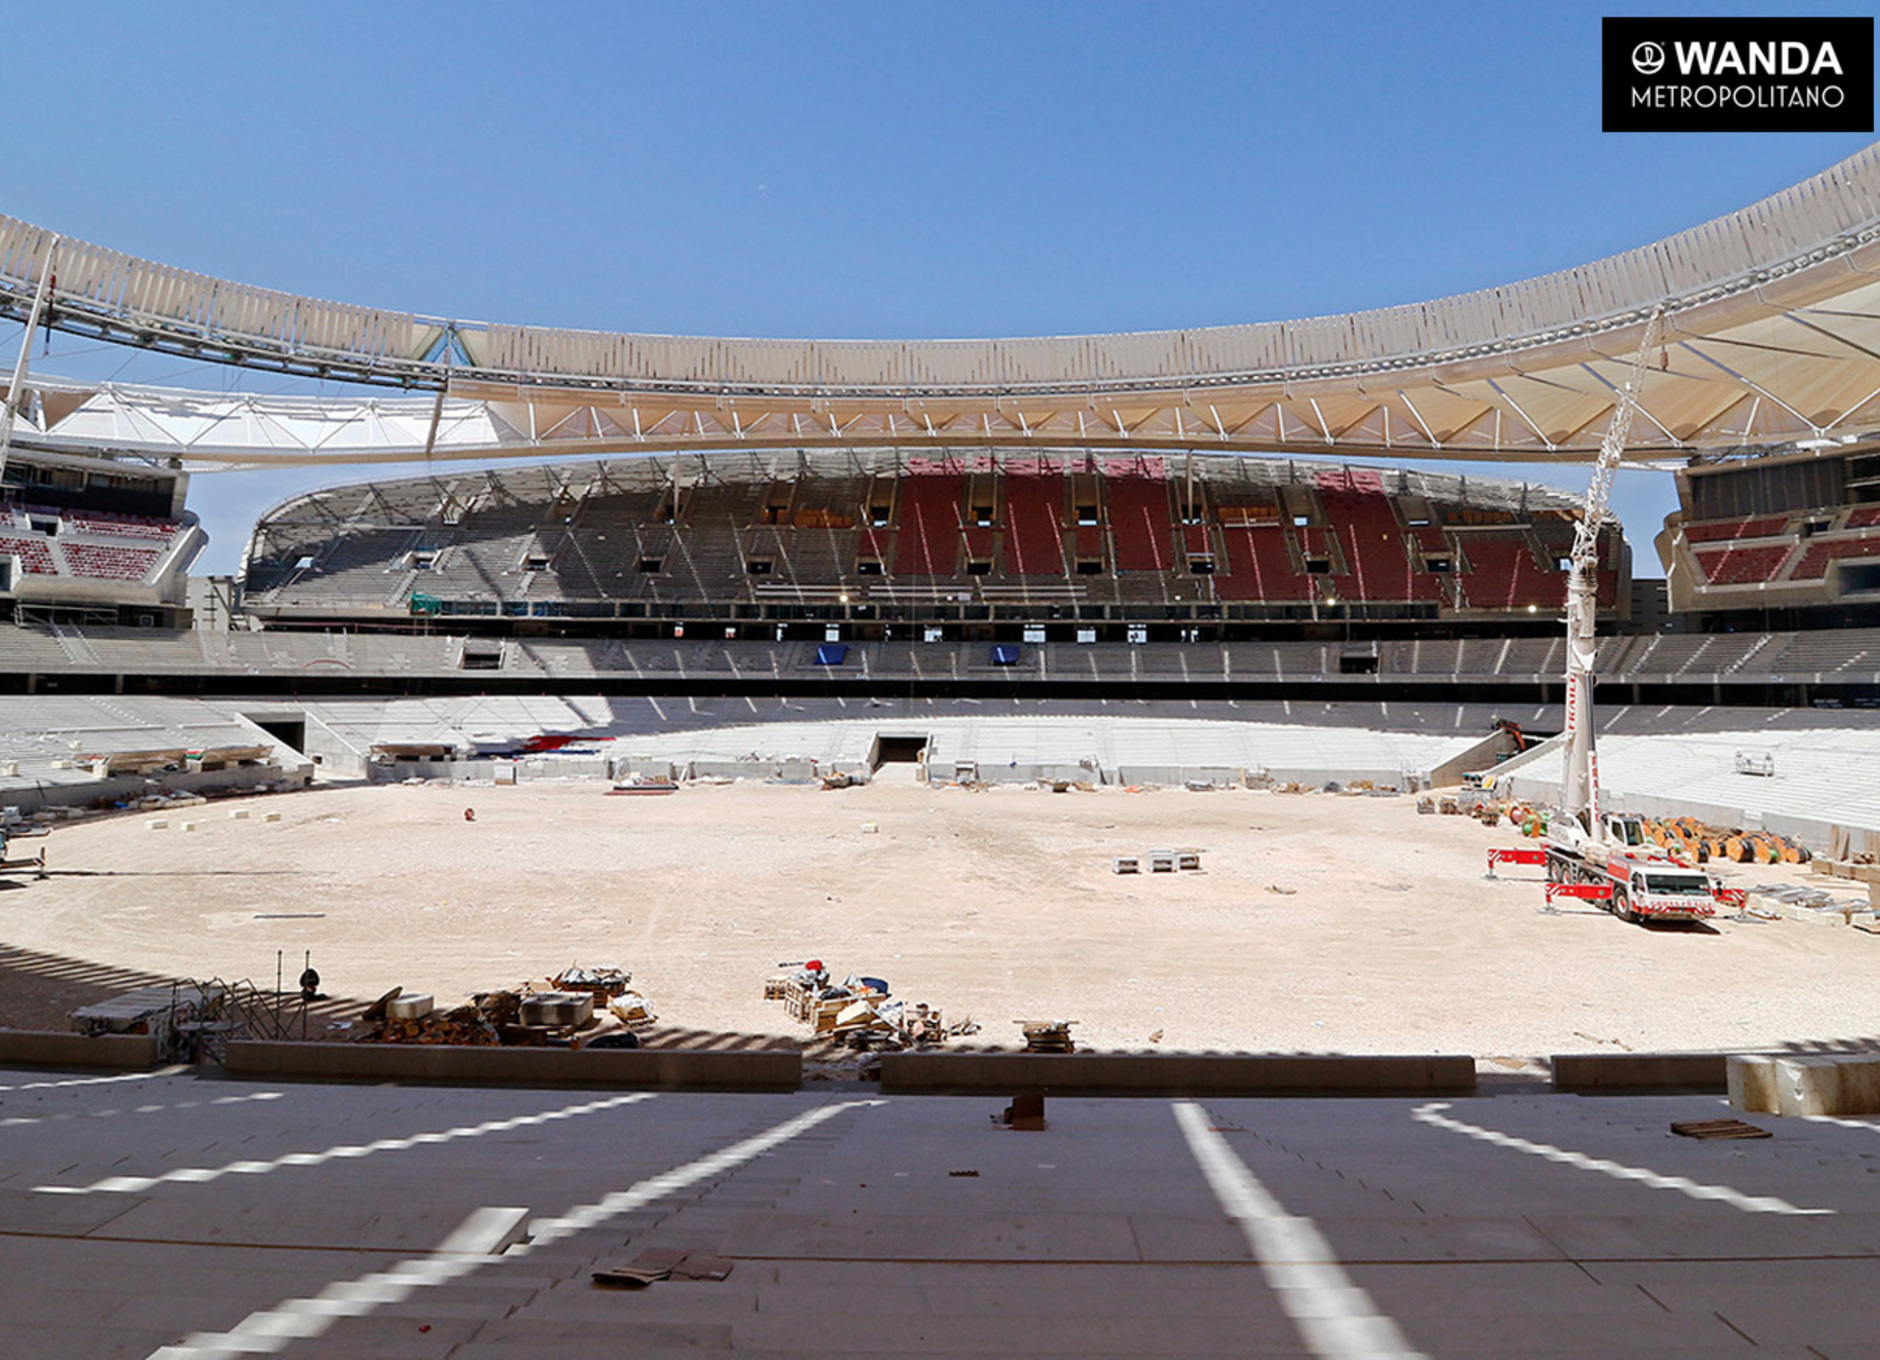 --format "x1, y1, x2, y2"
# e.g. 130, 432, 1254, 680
766, 959, 977, 1050
342, 965, 656, 1048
